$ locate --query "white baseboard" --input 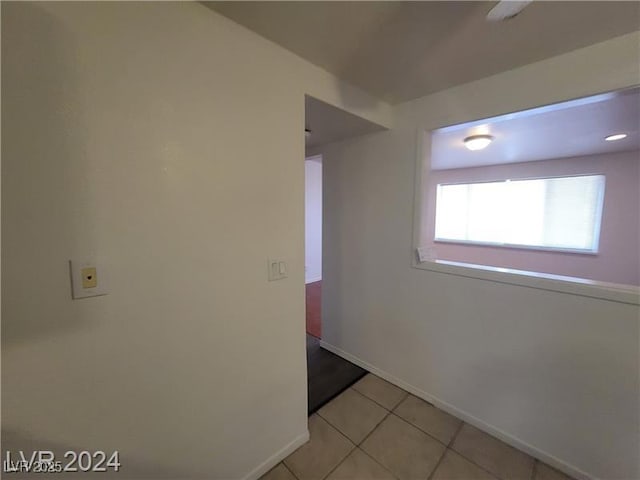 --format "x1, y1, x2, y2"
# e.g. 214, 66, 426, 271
305, 275, 322, 284
319, 340, 593, 480
242, 430, 309, 480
